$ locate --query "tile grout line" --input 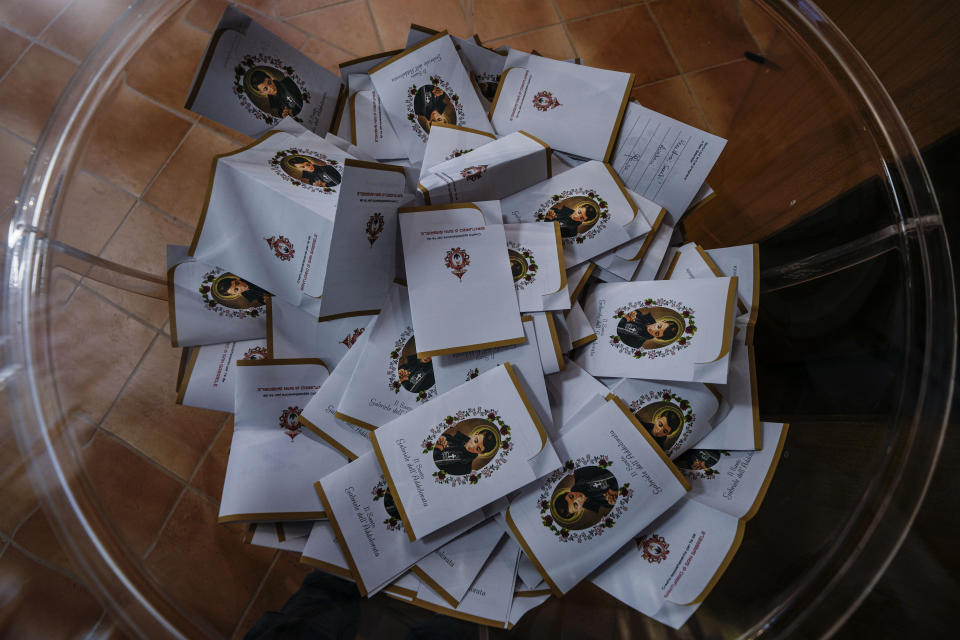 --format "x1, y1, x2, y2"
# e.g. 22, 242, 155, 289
364, 0, 385, 52
735, 0, 766, 54
0, 20, 84, 66
93, 427, 202, 489
35, 0, 78, 39
96, 331, 164, 430
551, 2, 579, 60
141, 412, 232, 561
62, 276, 166, 333
231, 550, 281, 638
643, 3, 714, 133
121, 82, 198, 125
282, 0, 357, 21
